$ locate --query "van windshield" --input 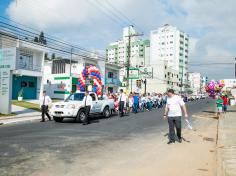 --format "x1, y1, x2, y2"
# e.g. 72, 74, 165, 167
65, 93, 85, 102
